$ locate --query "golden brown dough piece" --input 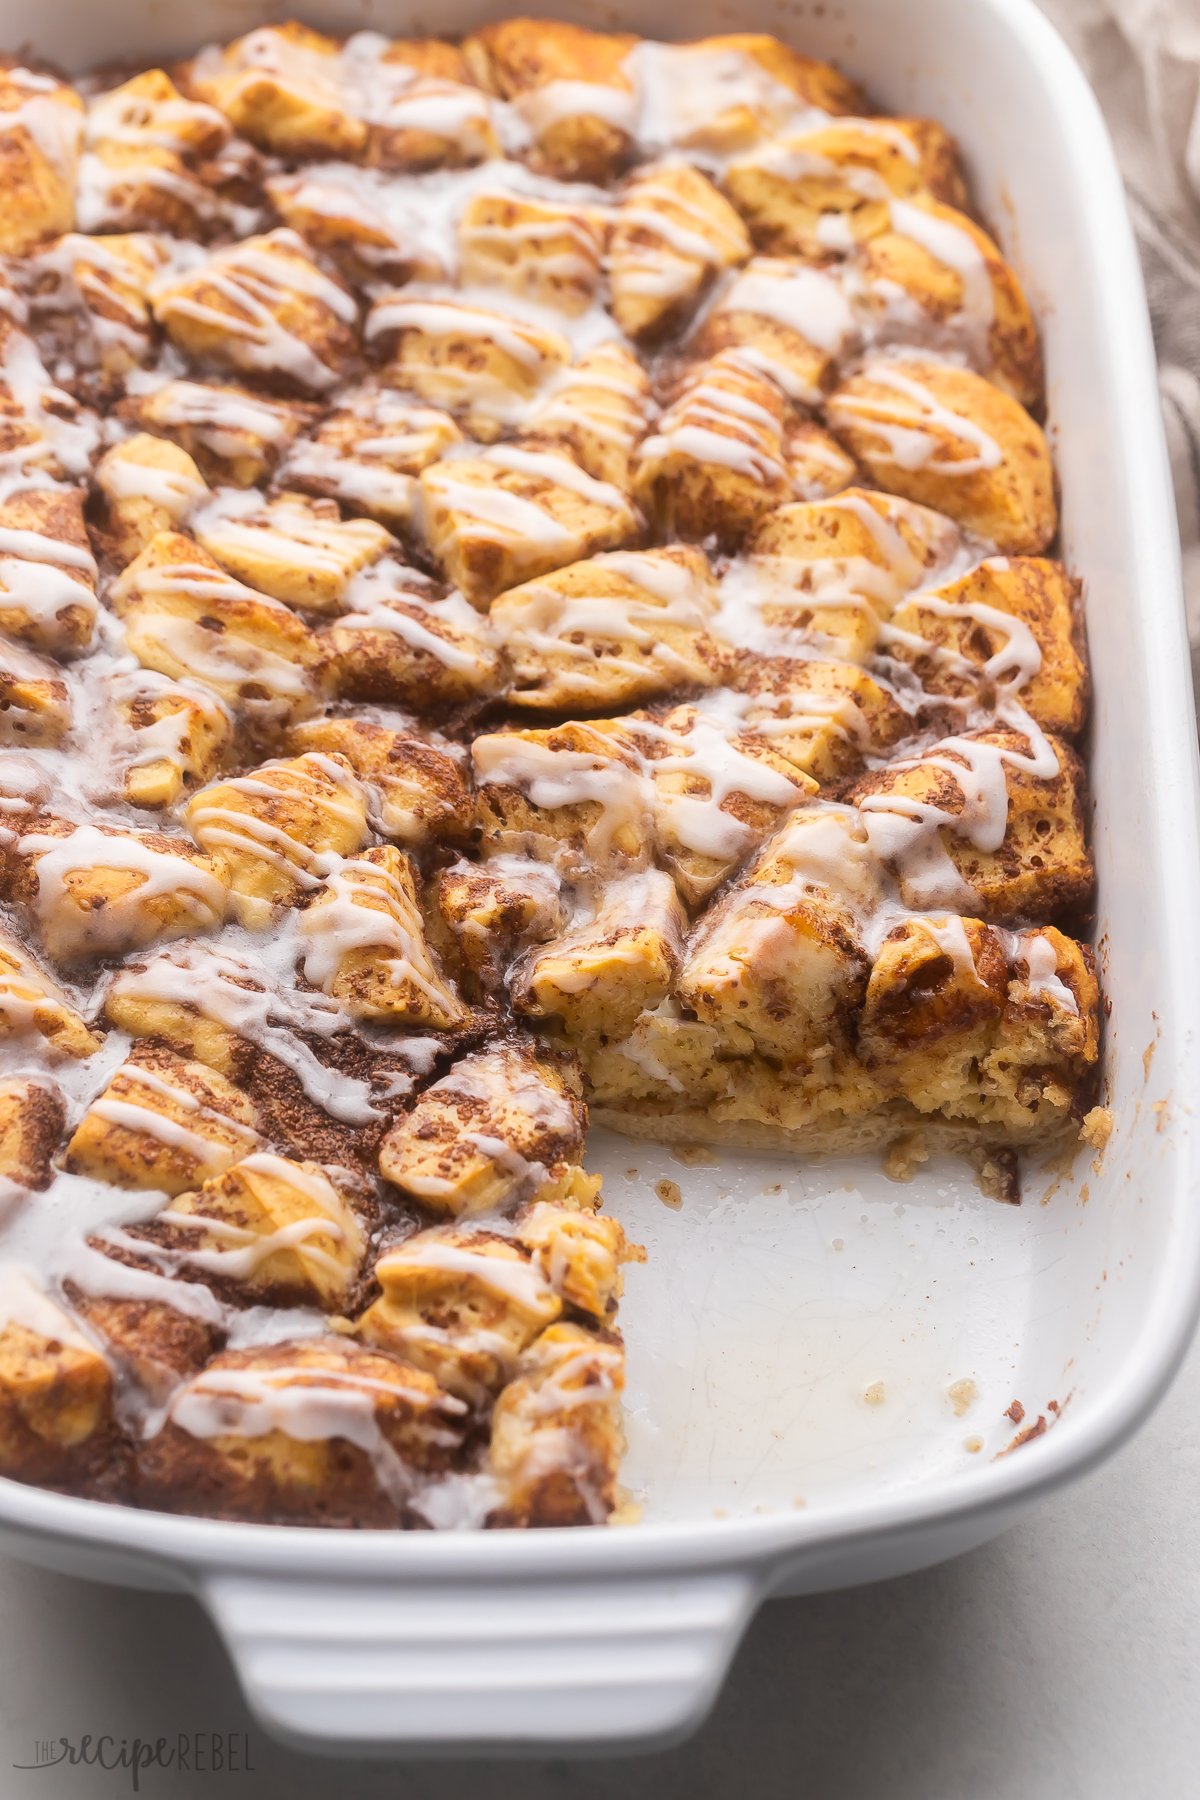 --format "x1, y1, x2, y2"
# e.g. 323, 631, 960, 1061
287, 716, 471, 844
137, 1338, 466, 1524
824, 357, 1056, 553
64, 1043, 259, 1196
0, 930, 101, 1059
111, 531, 323, 726
356, 1226, 563, 1404
723, 117, 965, 257
0, 65, 82, 253
634, 351, 796, 545
183, 23, 365, 159
488, 1321, 626, 1526
0, 1078, 64, 1189
463, 19, 639, 181
491, 547, 726, 713
80, 69, 246, 238
183, 753, 369, 923
150, 1154, 367, 1309
0, 1269, 116, 1491
298, 845, 467, 1028
607, 163, 750, 343
420, 443, 639, 608
0, 637, 70, 746
0, 483, 97, 653
7, 815, 228, 965
378, 1040, 590, 1217
151, 228, 358, 393
888, 558, 1087, 737
120, 379, 317, 488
